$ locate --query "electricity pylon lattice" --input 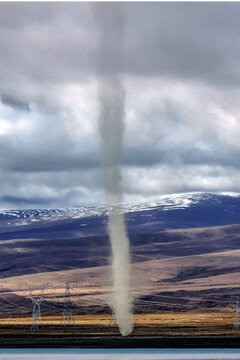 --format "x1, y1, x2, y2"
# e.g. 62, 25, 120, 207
61, 281, 77, 327
233, 296, 240, 330
31, 297, 43, 331
20, 282, 55, 332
